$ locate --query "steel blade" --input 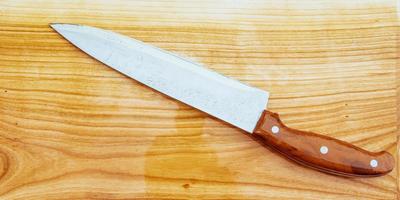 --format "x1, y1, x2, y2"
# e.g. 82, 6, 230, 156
50, 24, 269, 133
